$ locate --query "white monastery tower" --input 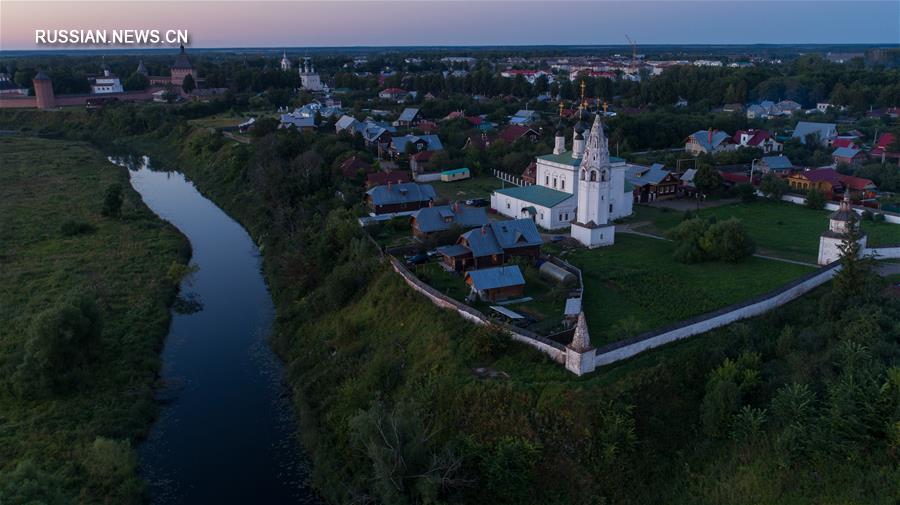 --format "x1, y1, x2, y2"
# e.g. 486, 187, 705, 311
817, 191, 866, 265
570, 115, 616, 248
280, 51, 292, 71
